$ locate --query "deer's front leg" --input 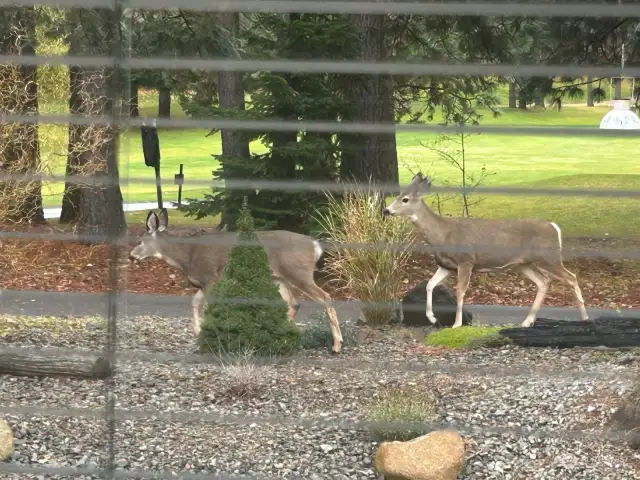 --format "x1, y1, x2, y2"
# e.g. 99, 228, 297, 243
426, 267, 452, 324
453, 263, 473, 328
192, 289, 205, 335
